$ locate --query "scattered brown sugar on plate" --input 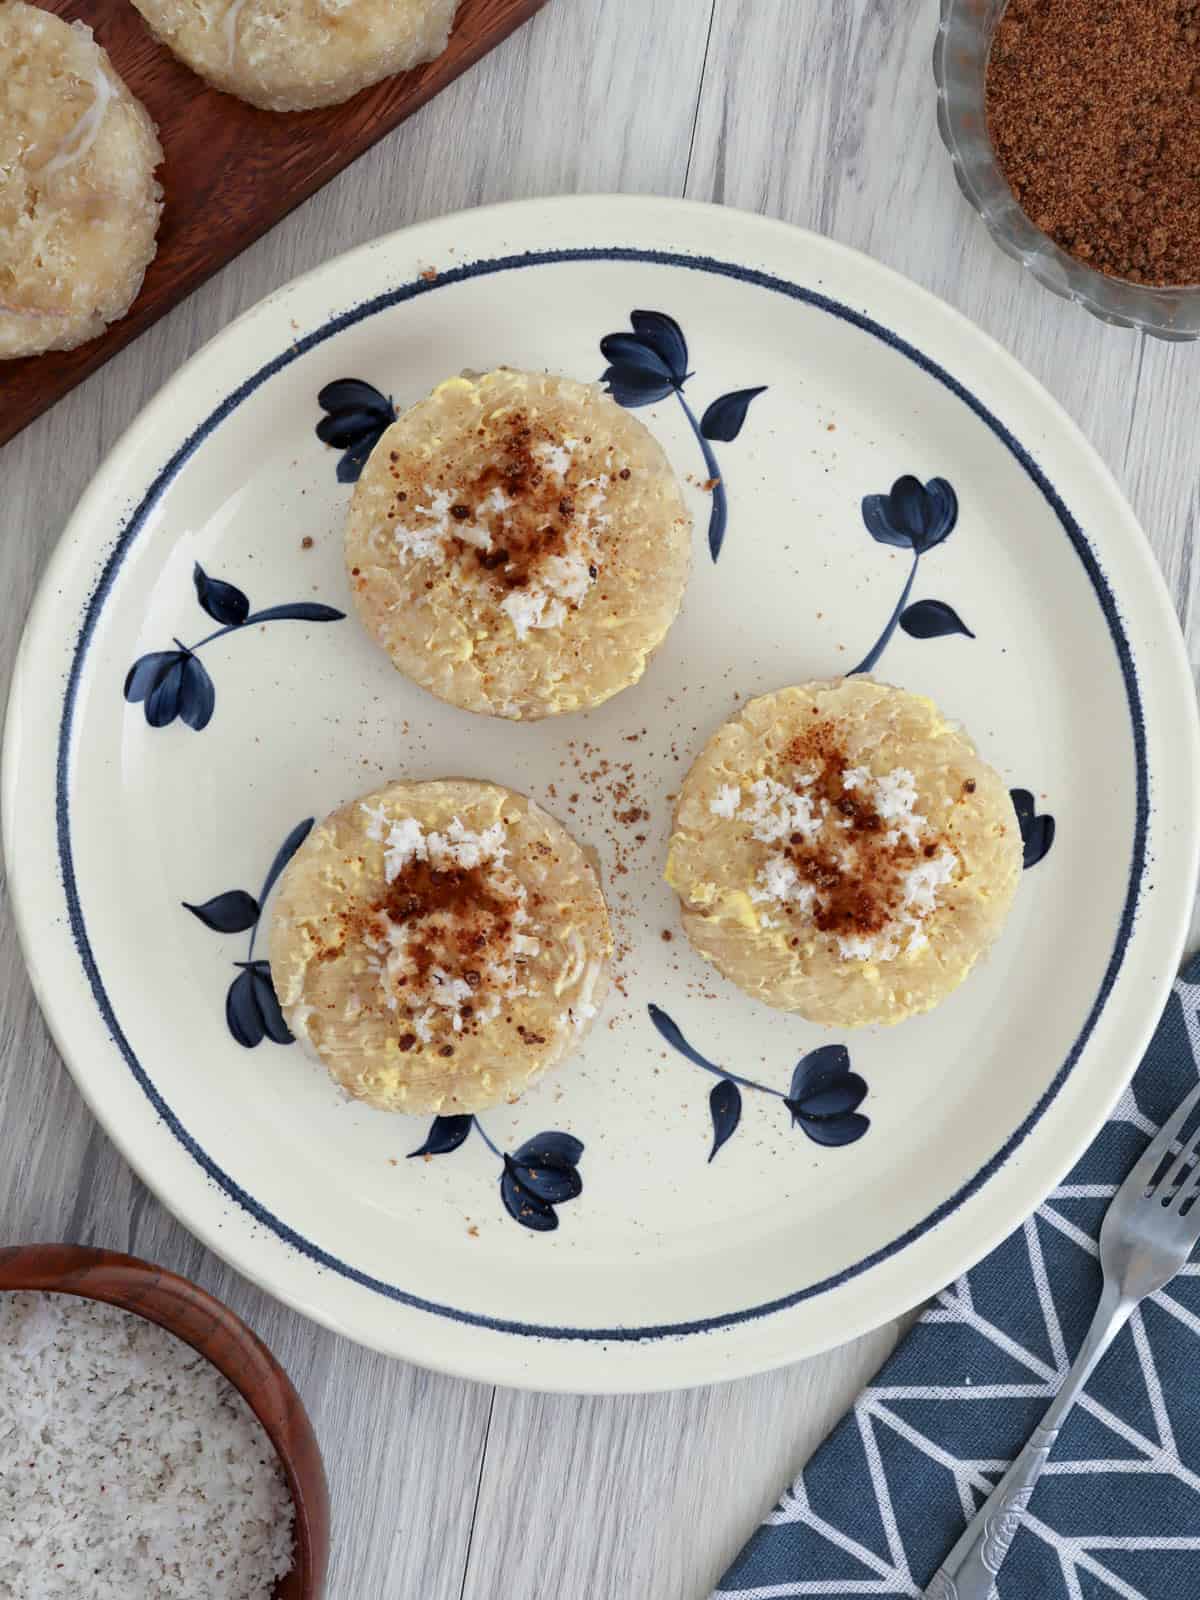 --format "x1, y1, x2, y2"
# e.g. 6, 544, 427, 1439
986, 0, 1200, 286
